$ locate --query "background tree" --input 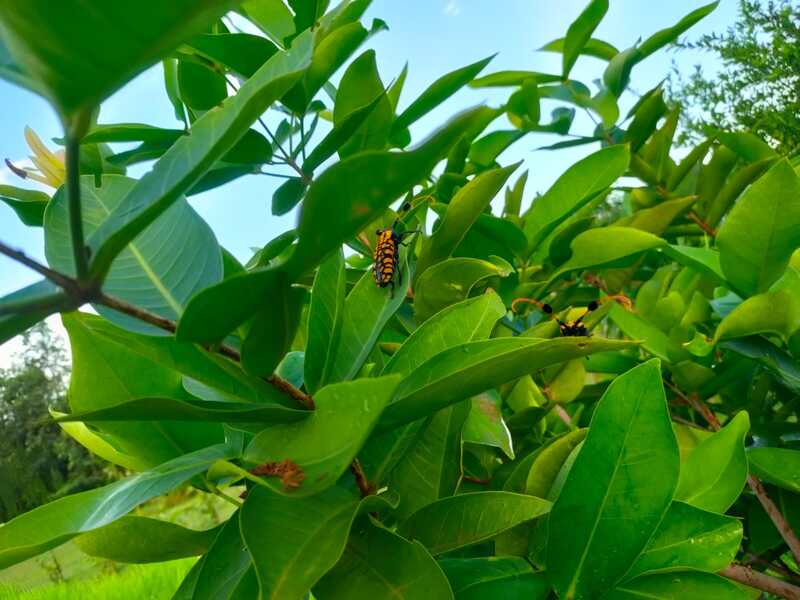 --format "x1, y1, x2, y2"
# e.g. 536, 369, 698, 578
0, 323, 109, 522
669, 0, 800, 154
